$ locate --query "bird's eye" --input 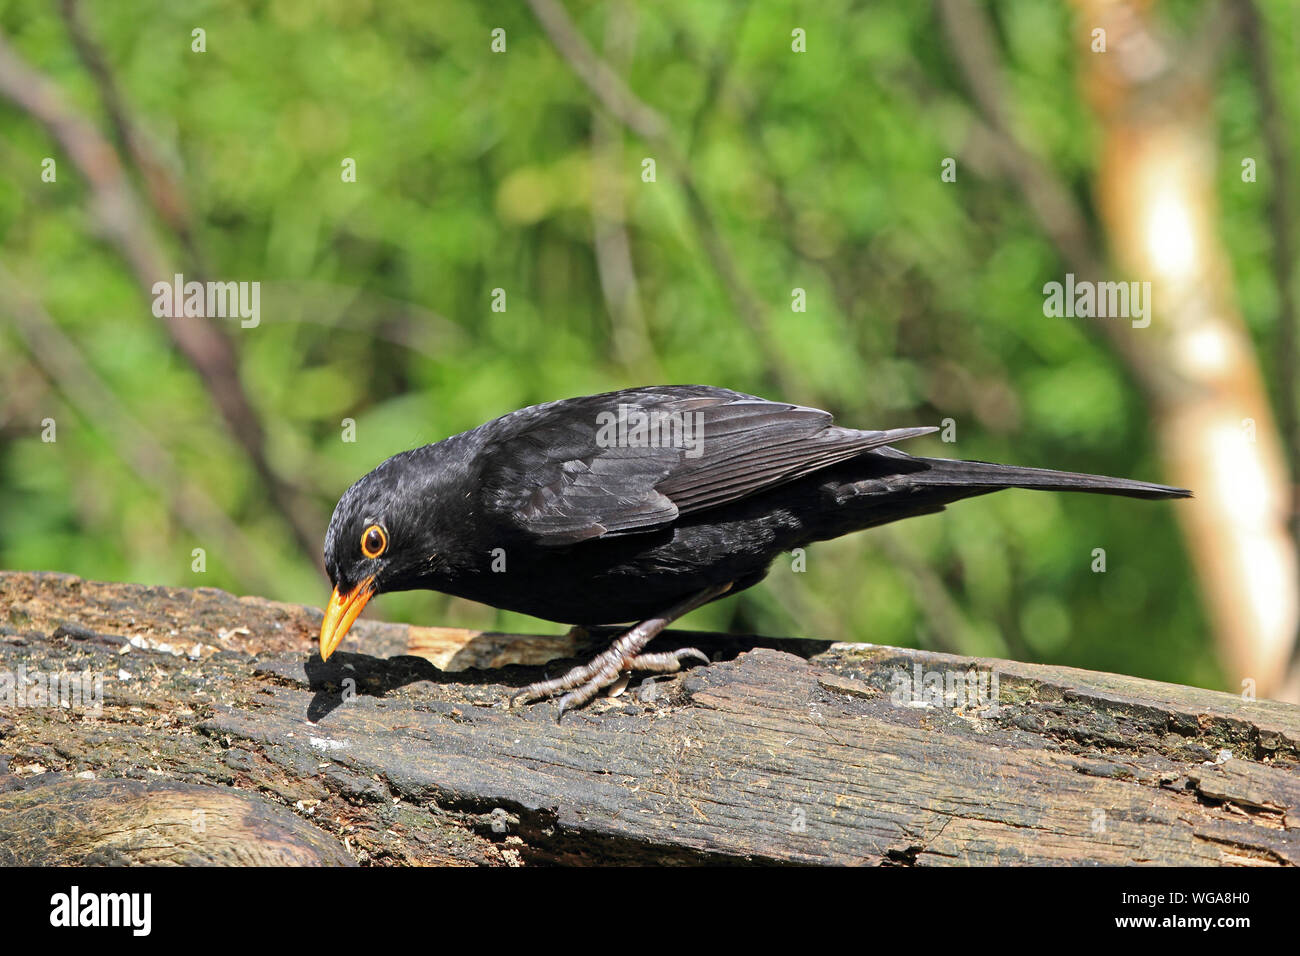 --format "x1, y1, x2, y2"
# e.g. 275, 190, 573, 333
361, 524, 387, 559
